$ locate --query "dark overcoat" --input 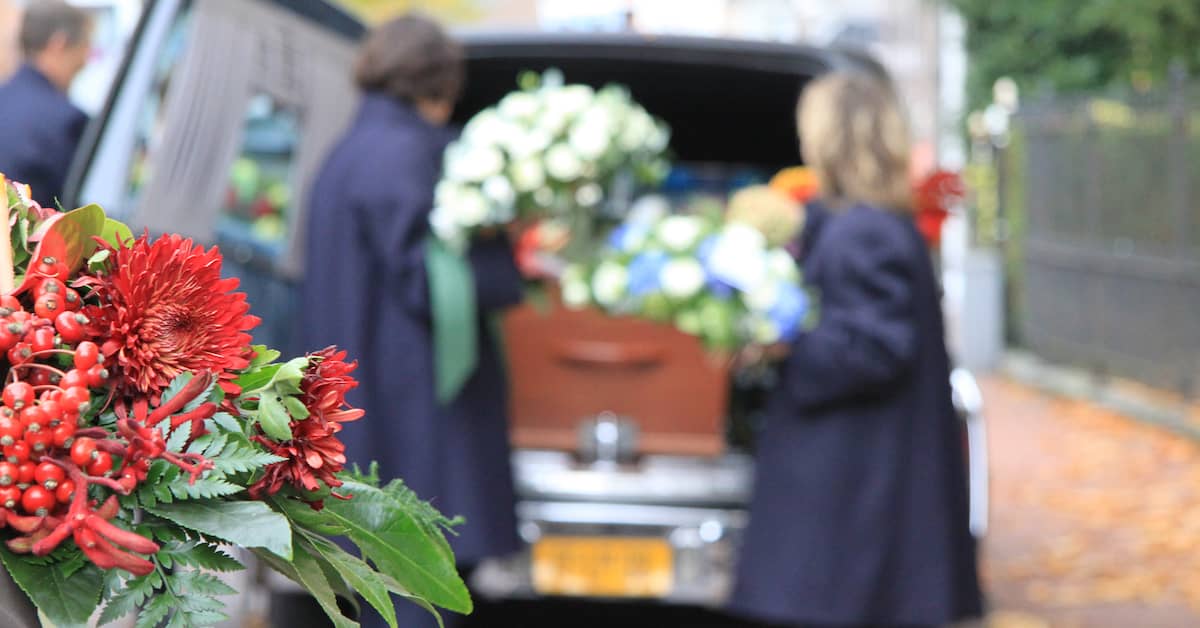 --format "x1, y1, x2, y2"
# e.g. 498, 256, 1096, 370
300, 92, 522, 628
0, 64, 88, 207
730, 204, 983, 627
